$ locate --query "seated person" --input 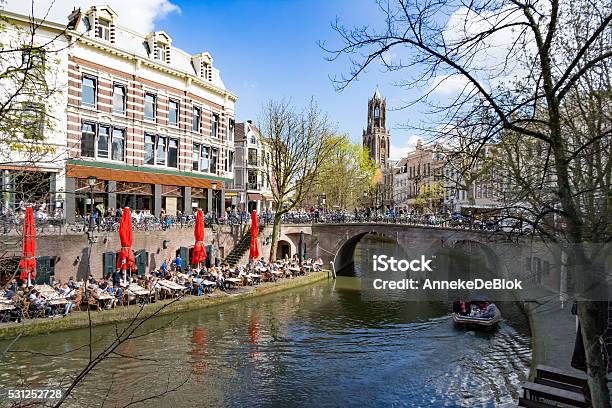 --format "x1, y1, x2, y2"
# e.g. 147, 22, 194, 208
483, 302, 497, 318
